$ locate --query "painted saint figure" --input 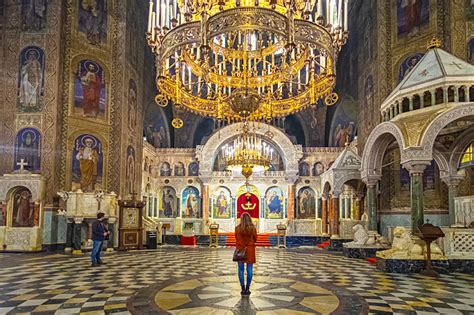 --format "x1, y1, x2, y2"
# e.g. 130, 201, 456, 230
298, 189, 316, 219
217, 191, 228, 217
162, 189, 175, 217
80, 63, 102, 118
76, 137, 98, 191
19, 50, 43, 109
14, 190, 33, 227
267, 191, 283, 214
186, 193, 199, 217
21, 0, 47, 31
79, 0, 107, 45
